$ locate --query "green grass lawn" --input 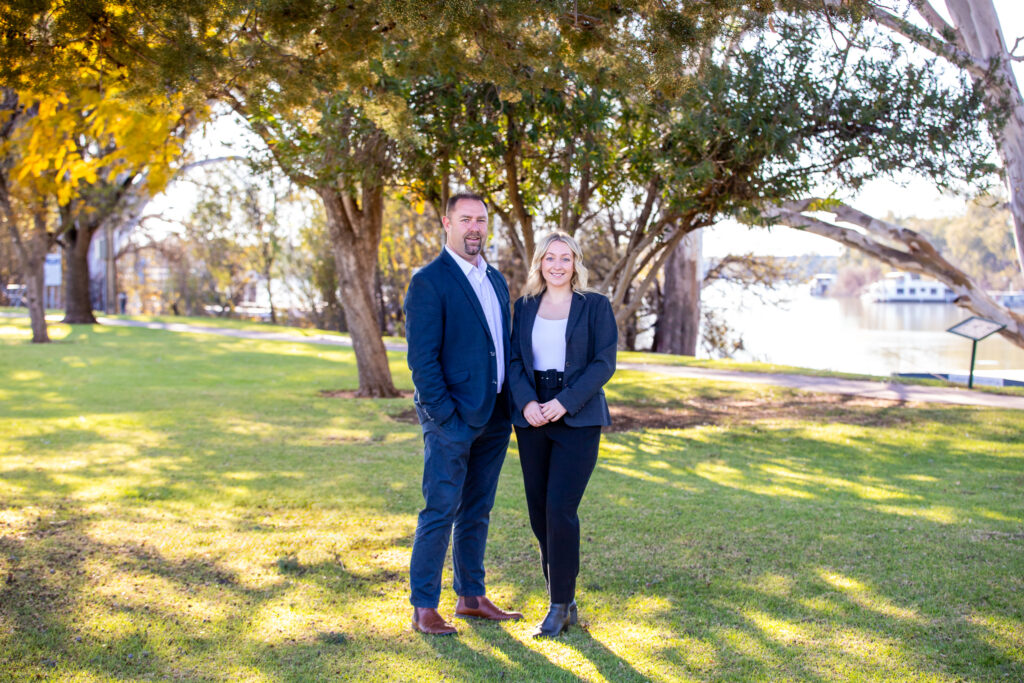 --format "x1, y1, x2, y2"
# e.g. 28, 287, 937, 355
1, 317, 1022, 681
